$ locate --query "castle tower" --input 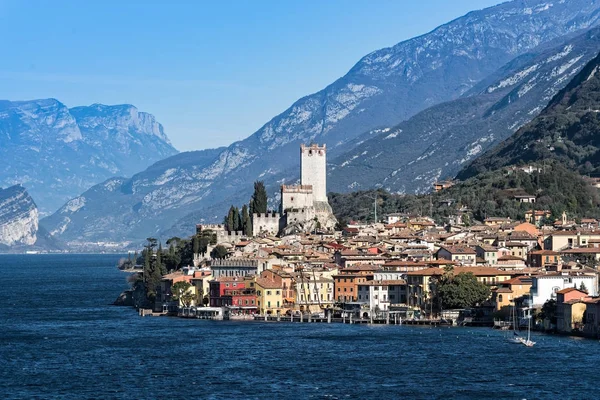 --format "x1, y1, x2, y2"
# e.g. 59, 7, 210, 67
300, 144, 327, 202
